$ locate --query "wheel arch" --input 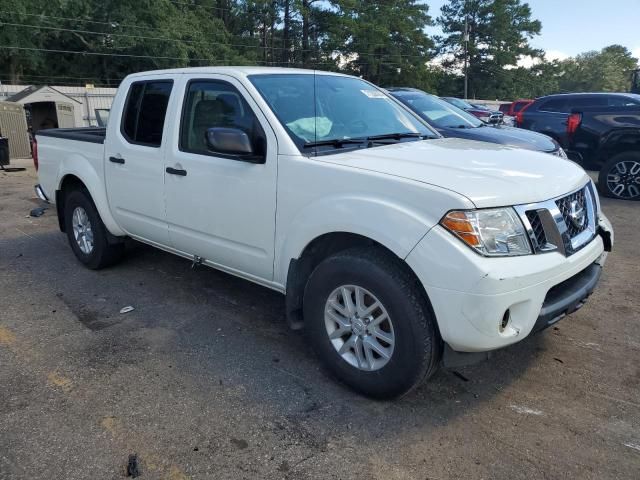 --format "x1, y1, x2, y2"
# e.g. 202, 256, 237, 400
597, 129, 640, 165
56, 169, 125, 237
284, 231, 440, 341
